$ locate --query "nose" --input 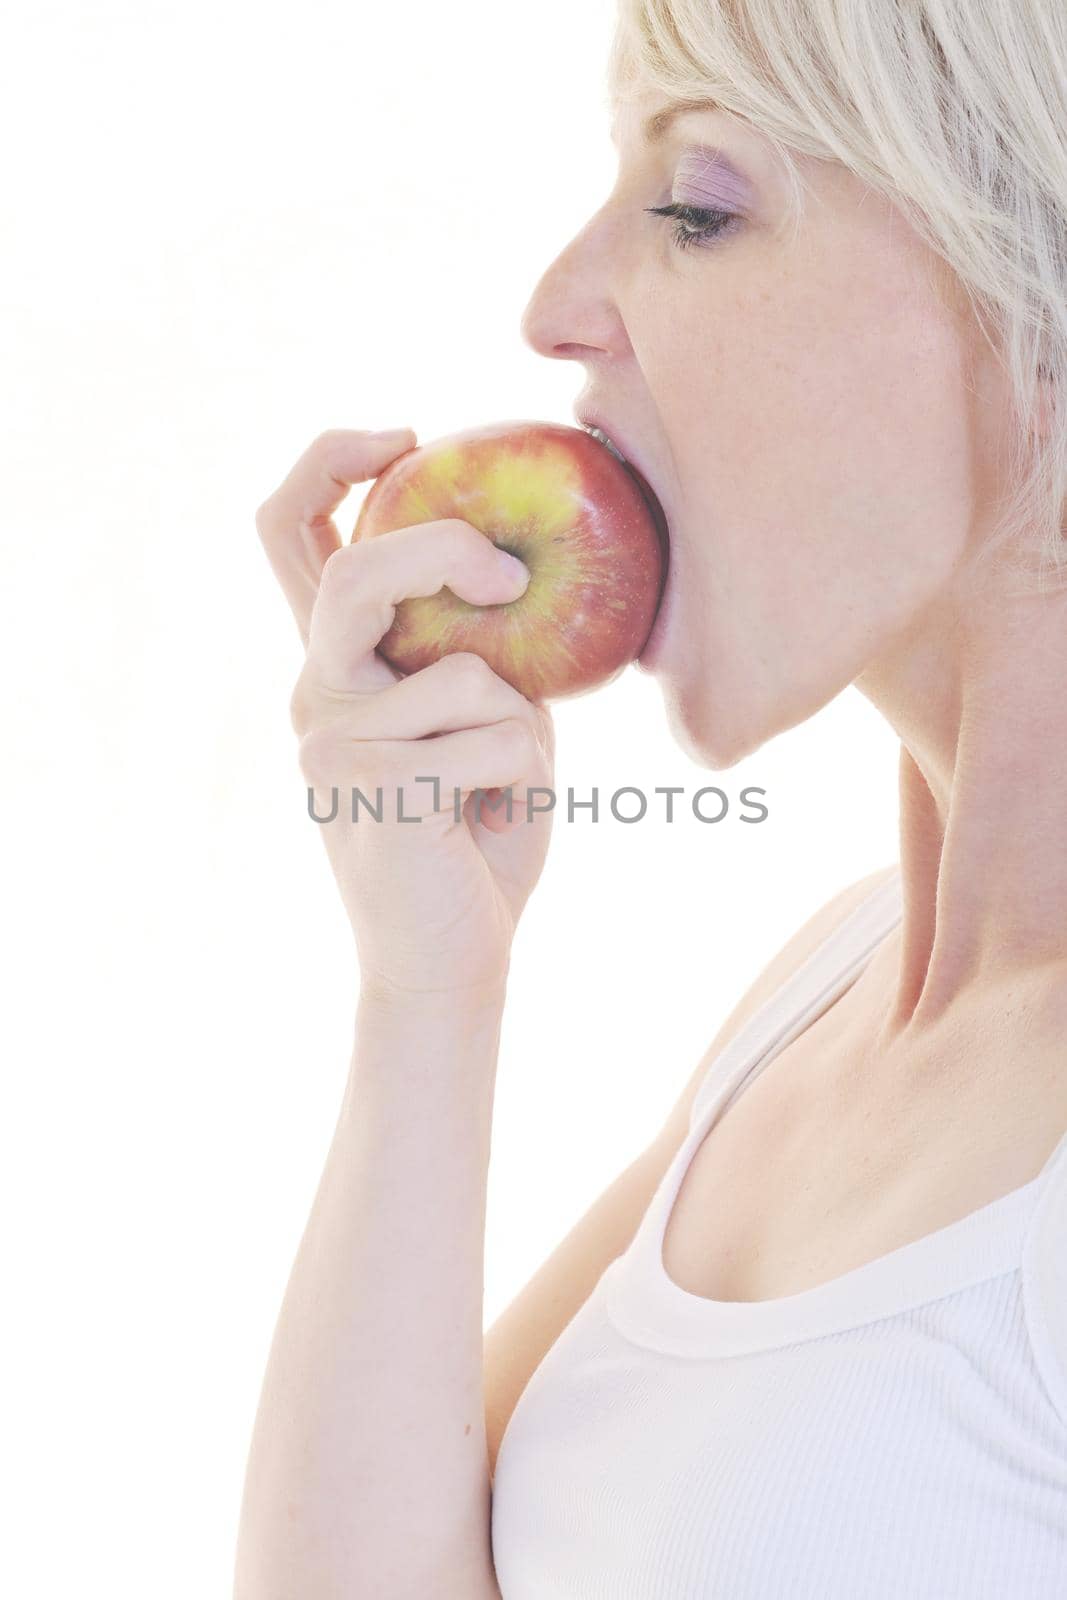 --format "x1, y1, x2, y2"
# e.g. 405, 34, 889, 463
518, 216, 628, 363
